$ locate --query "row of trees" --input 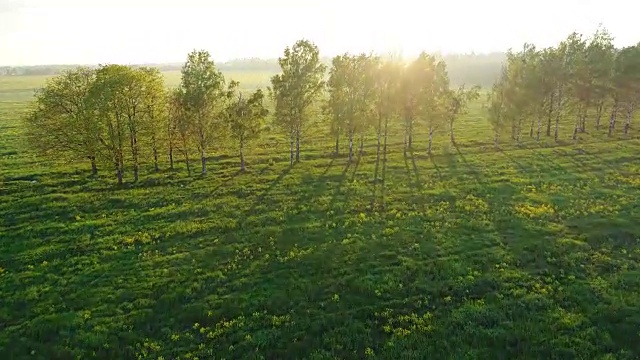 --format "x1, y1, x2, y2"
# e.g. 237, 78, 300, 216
270, 41, 479, 166
26, 52, 268, 184
26, 29, 638, 184
487, 29, 640, 145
